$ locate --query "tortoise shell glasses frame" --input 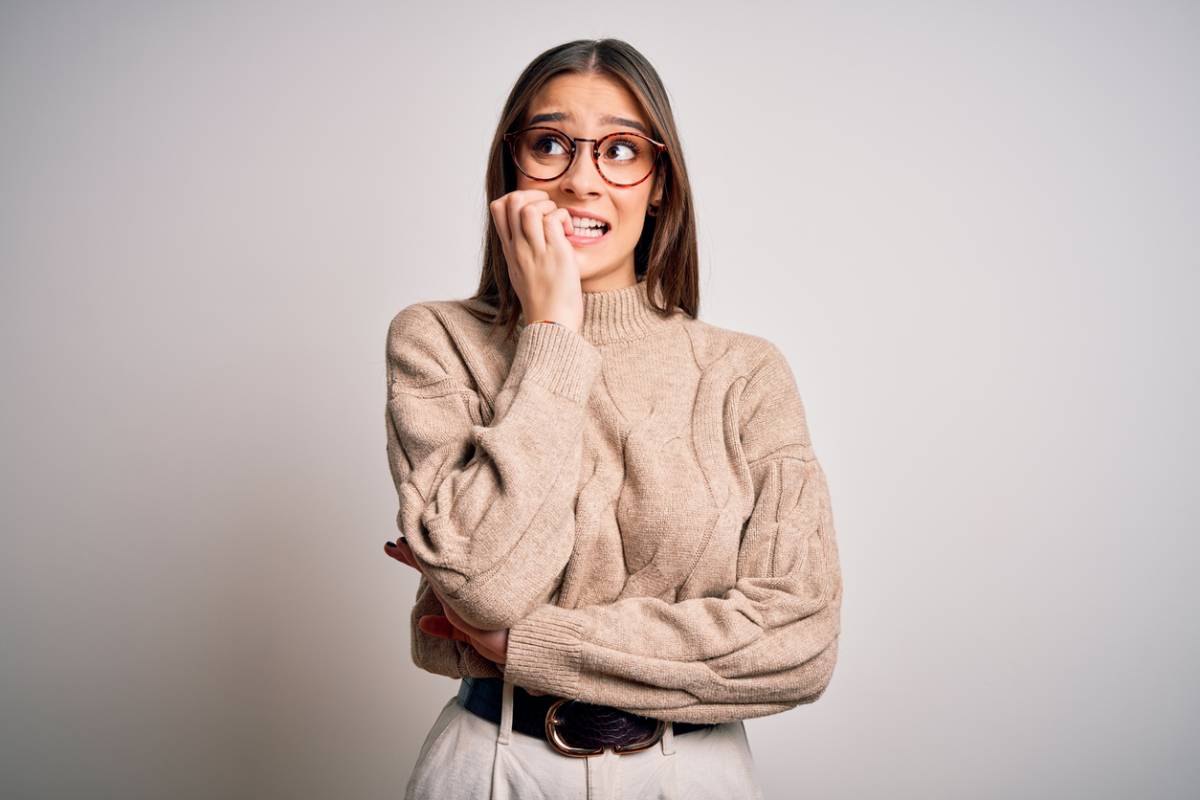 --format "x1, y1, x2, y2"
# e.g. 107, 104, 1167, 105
502, 125, 668, 188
